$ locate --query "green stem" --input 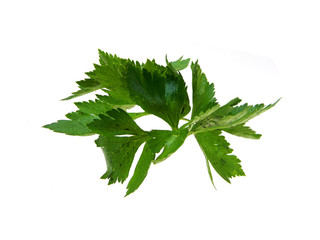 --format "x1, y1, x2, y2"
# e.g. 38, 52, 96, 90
180, 121, 192, 130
